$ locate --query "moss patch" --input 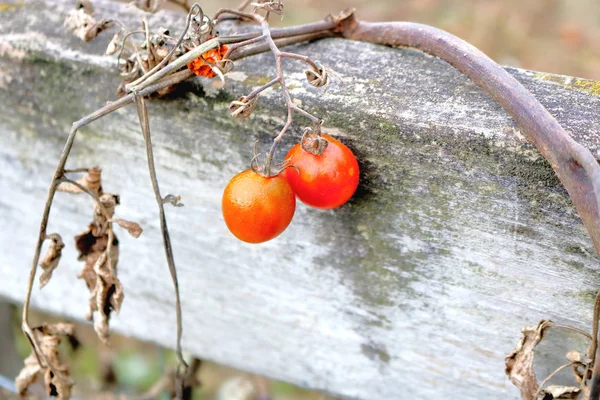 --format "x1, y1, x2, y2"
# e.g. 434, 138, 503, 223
534, 73, 600, 97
